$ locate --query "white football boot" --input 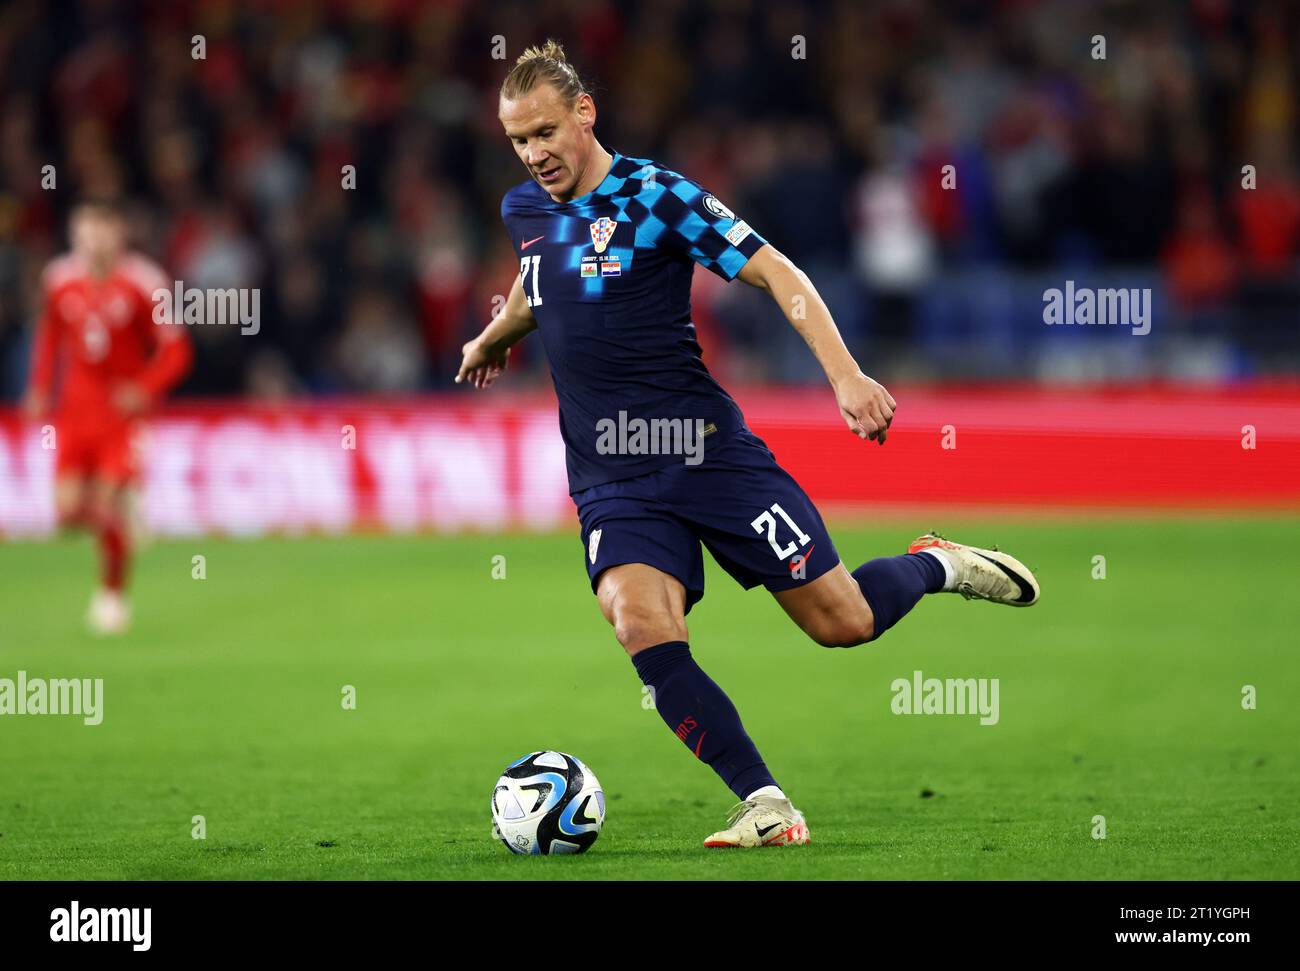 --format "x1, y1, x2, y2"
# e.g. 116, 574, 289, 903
87, 588, 131, 635
703, 794, 811, 848
908, 532, 1040, 607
